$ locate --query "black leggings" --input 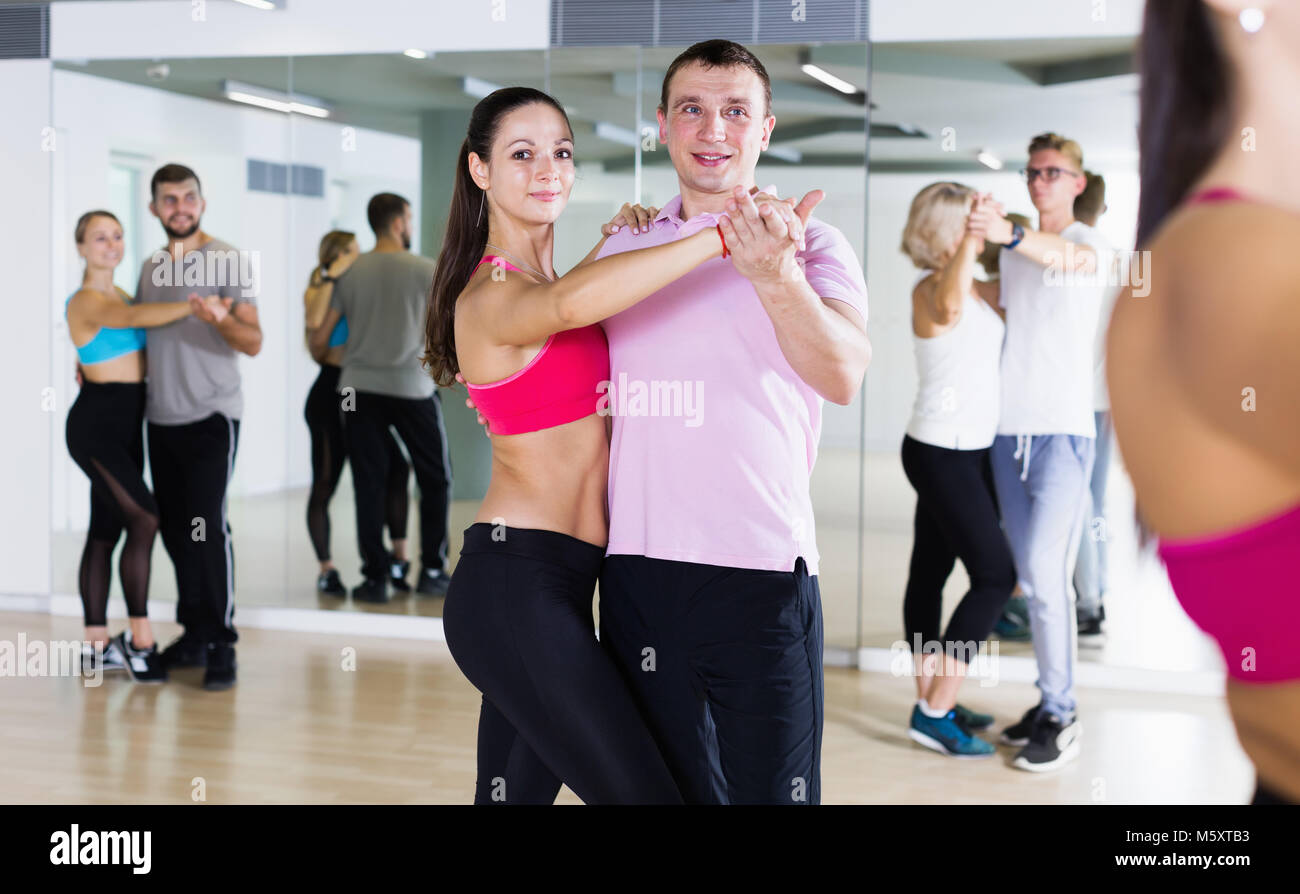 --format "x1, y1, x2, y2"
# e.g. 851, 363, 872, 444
304, 364, 410, 563
442, 524, 682, 805
901, 434, 1017, 656
65, 381, 158, 626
